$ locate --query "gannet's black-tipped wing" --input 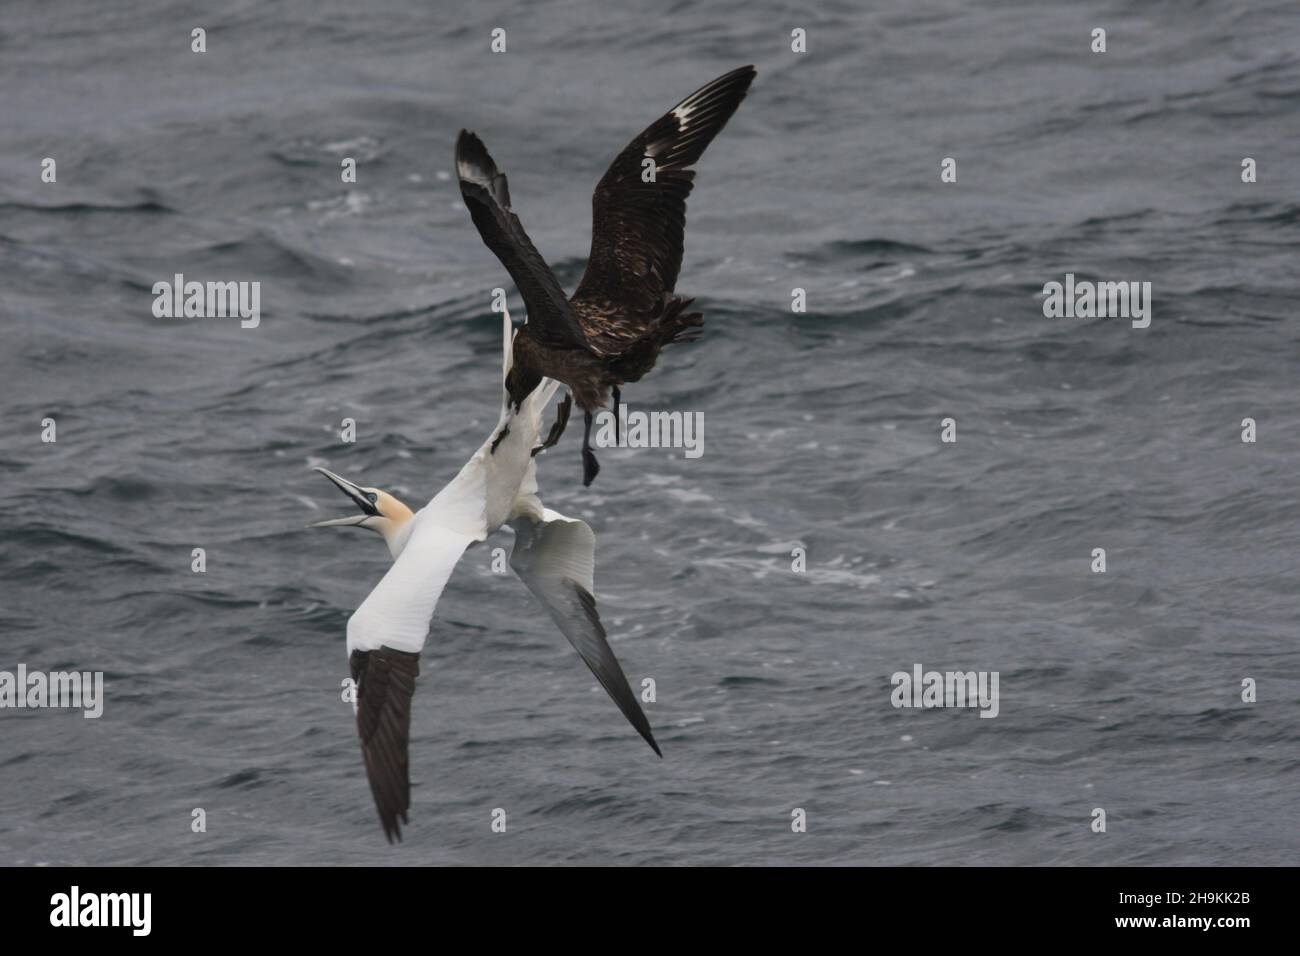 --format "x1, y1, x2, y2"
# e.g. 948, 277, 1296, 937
571, 65, 756, 324
345, 521, 477, 842
509, 510, 661, 756
456, 130, 588, 350
349, 647, 419, 843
